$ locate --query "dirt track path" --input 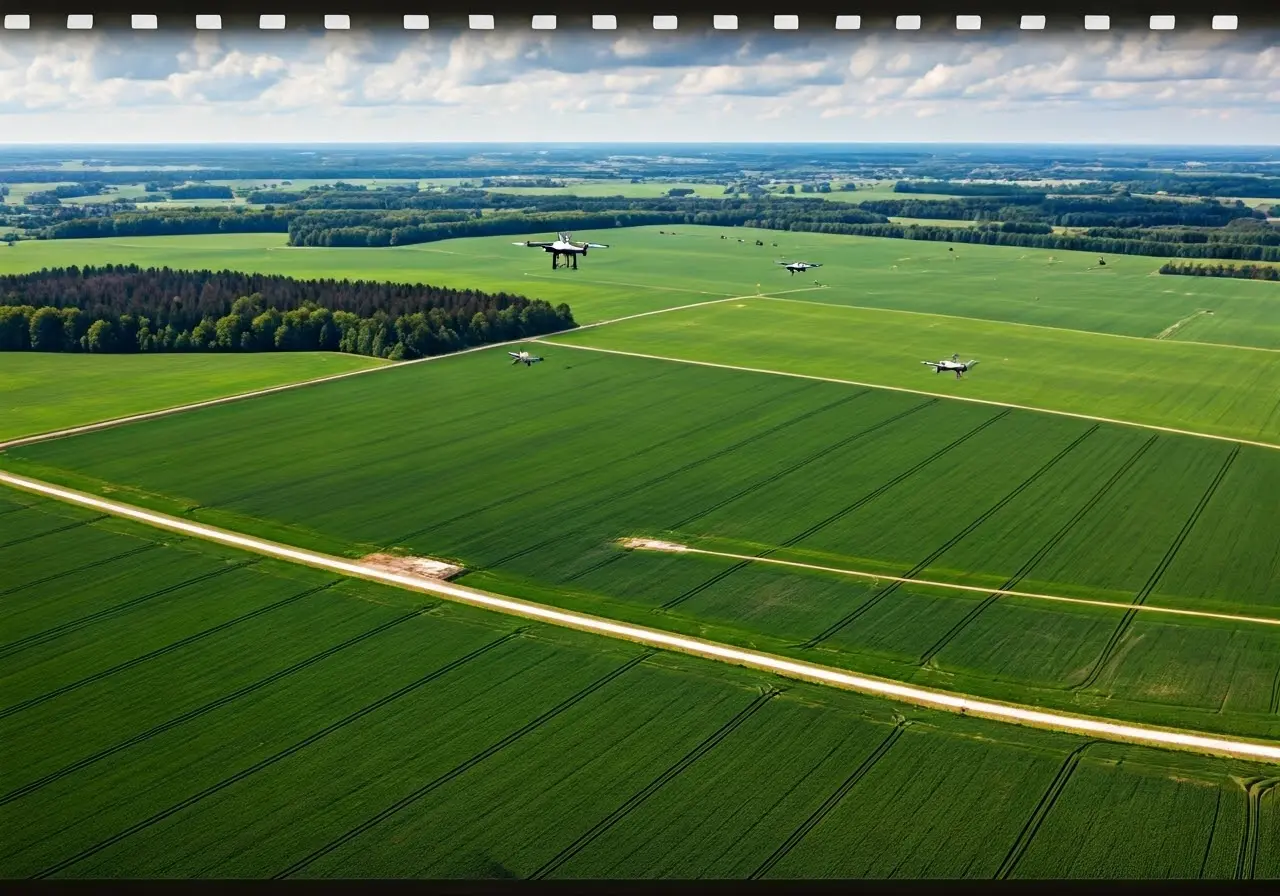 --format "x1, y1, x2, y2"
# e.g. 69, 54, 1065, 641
4, 470, 1279, 765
